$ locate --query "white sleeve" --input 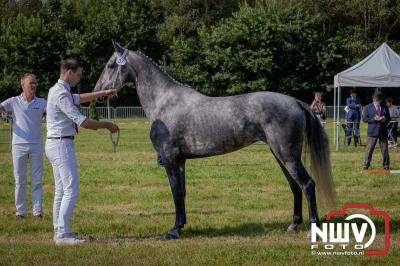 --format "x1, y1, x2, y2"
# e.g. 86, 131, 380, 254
72, 94, 80, 105
42, 99, 47, 113
57, 93, 87, 126
0, 98, 14, 113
